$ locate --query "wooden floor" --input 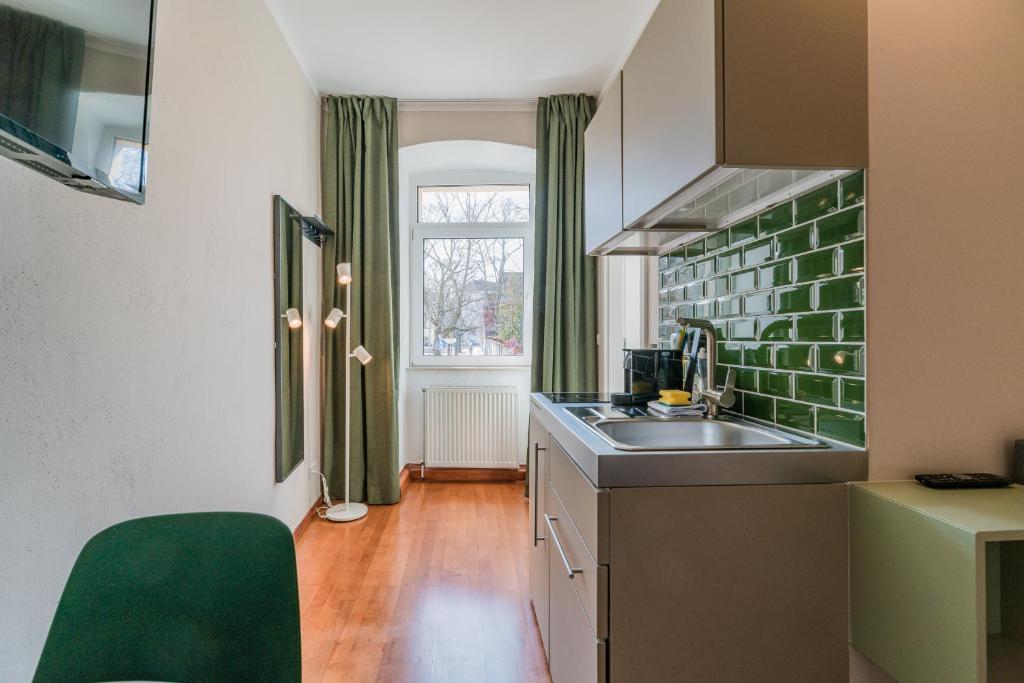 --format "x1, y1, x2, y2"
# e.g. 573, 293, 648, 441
295, 481, 551, 683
